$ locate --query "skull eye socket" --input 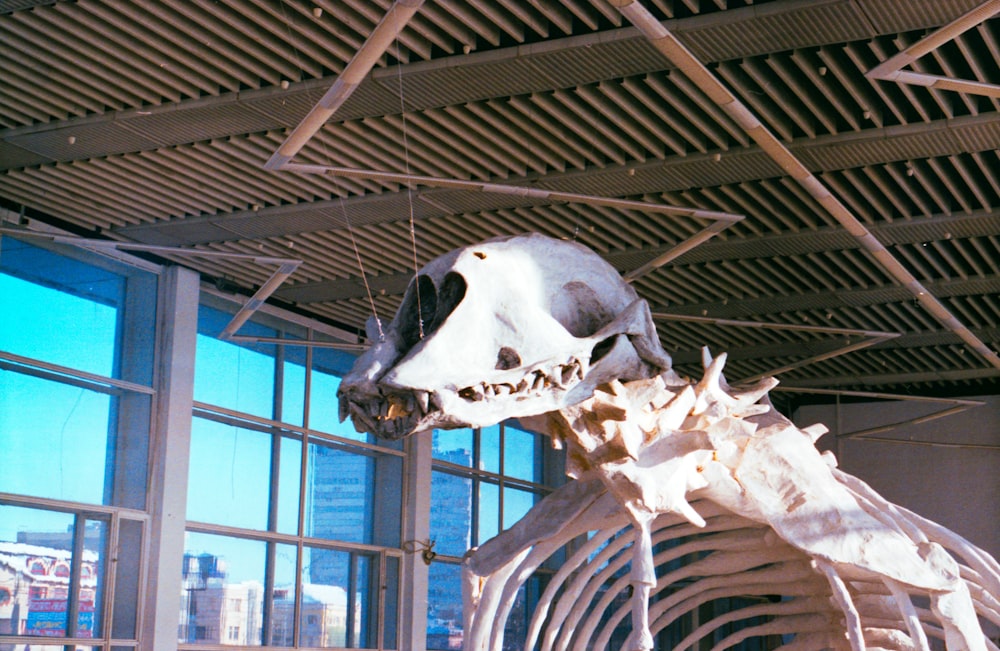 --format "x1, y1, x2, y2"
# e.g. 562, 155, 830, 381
399, 274, 438, 349
398, 272, 467, 349
426, 272, 466, 334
